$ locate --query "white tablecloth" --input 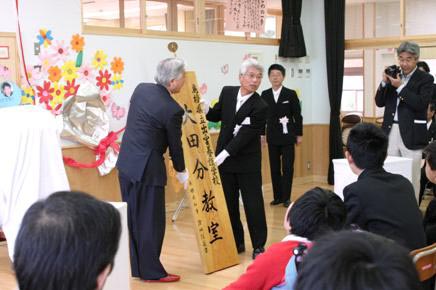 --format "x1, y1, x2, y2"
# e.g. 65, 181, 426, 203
0, 105, 69, 260
106, 202, 131, 290
333, 156, 413, 200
